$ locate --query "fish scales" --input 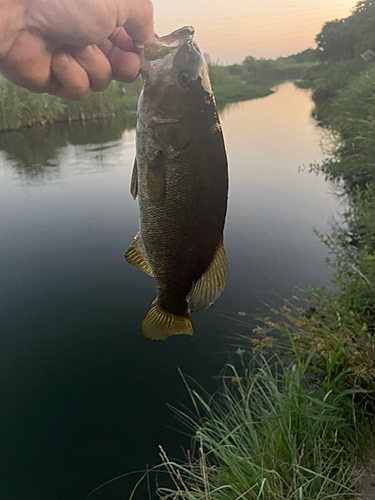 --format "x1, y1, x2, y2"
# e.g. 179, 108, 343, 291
125, 26, 229, 339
